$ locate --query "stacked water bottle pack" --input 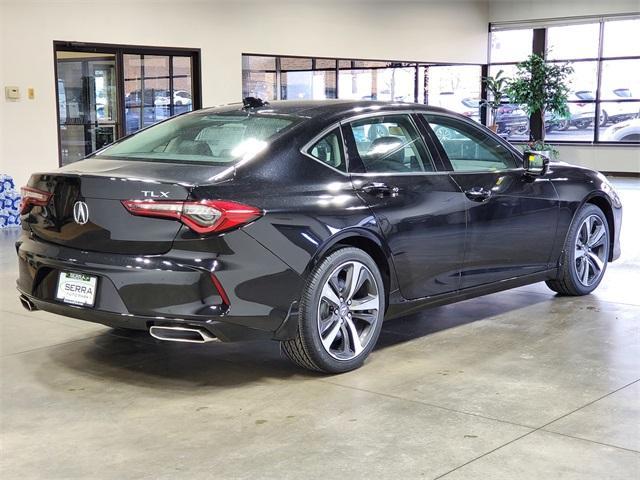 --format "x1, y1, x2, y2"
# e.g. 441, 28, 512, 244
0, 175, 22, 228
